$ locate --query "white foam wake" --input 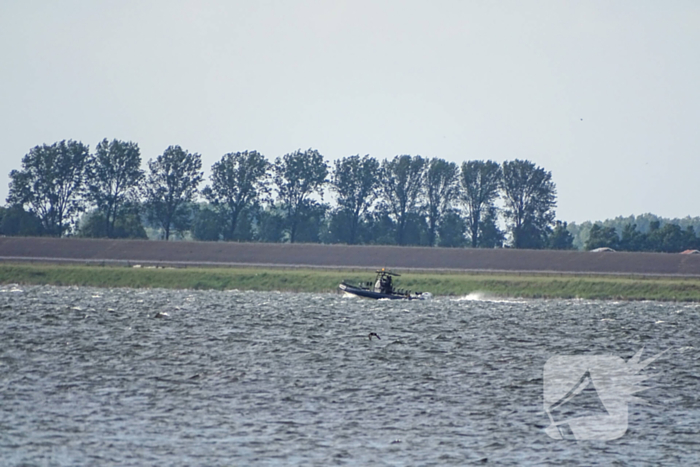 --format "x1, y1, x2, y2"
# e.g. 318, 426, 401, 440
452, 291, 521, 303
